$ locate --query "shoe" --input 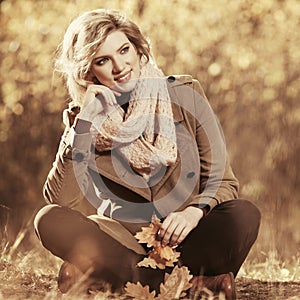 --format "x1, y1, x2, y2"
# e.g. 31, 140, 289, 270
190, 272, 236, 300
57, 261, 108, 294
57, 261, 84, 293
